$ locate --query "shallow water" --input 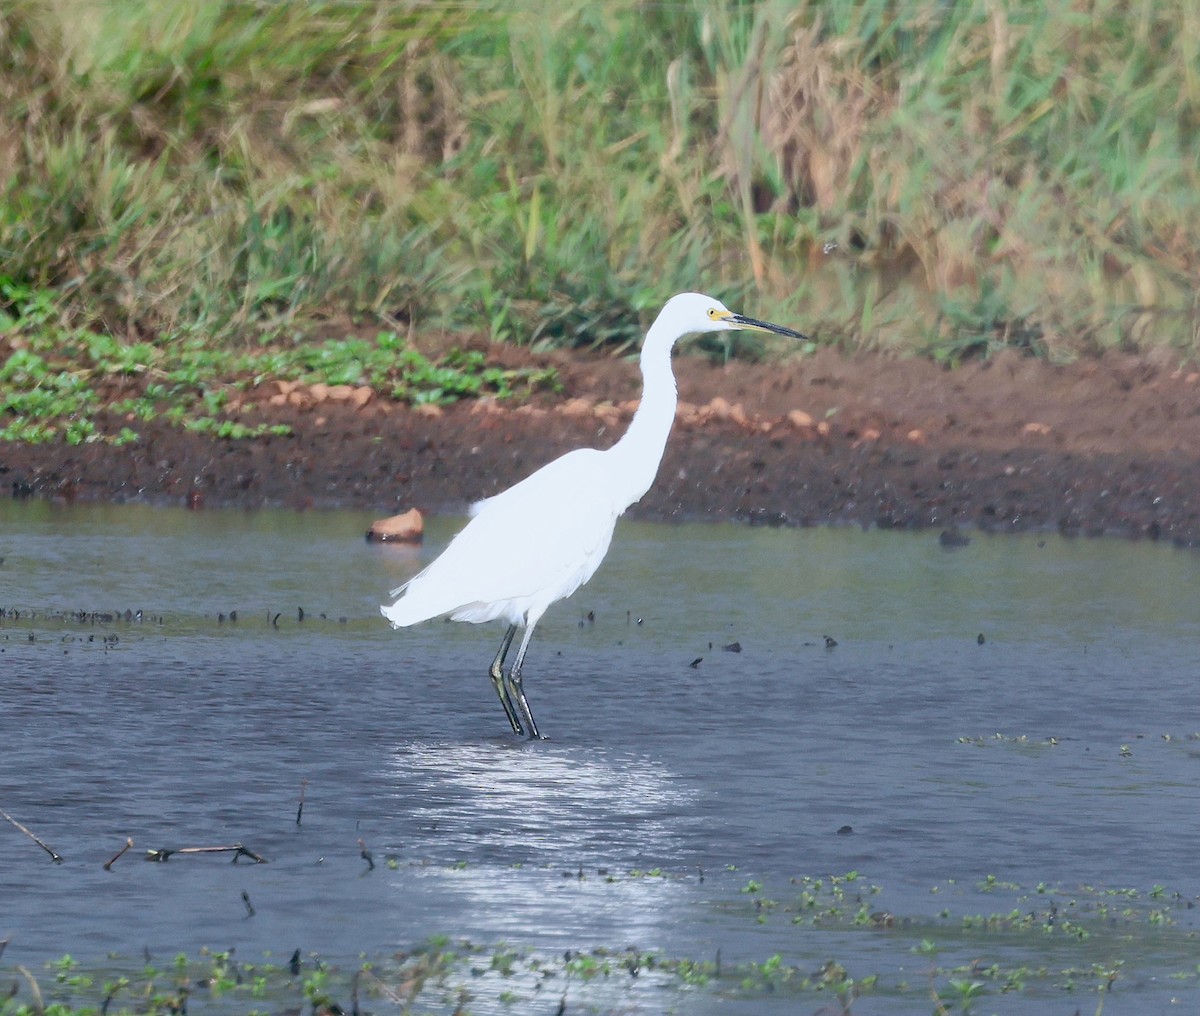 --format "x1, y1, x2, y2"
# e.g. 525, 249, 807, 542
2, 501, 1199, 1013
